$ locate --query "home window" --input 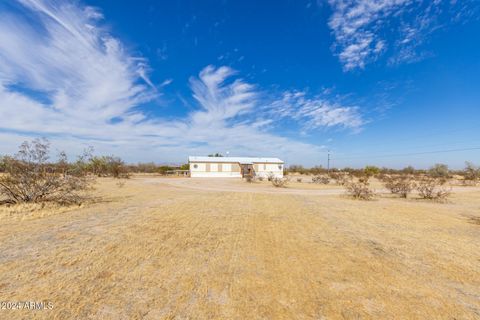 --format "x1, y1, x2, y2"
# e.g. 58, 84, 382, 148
278, 165, 283, 170
193, 164, 198, 169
